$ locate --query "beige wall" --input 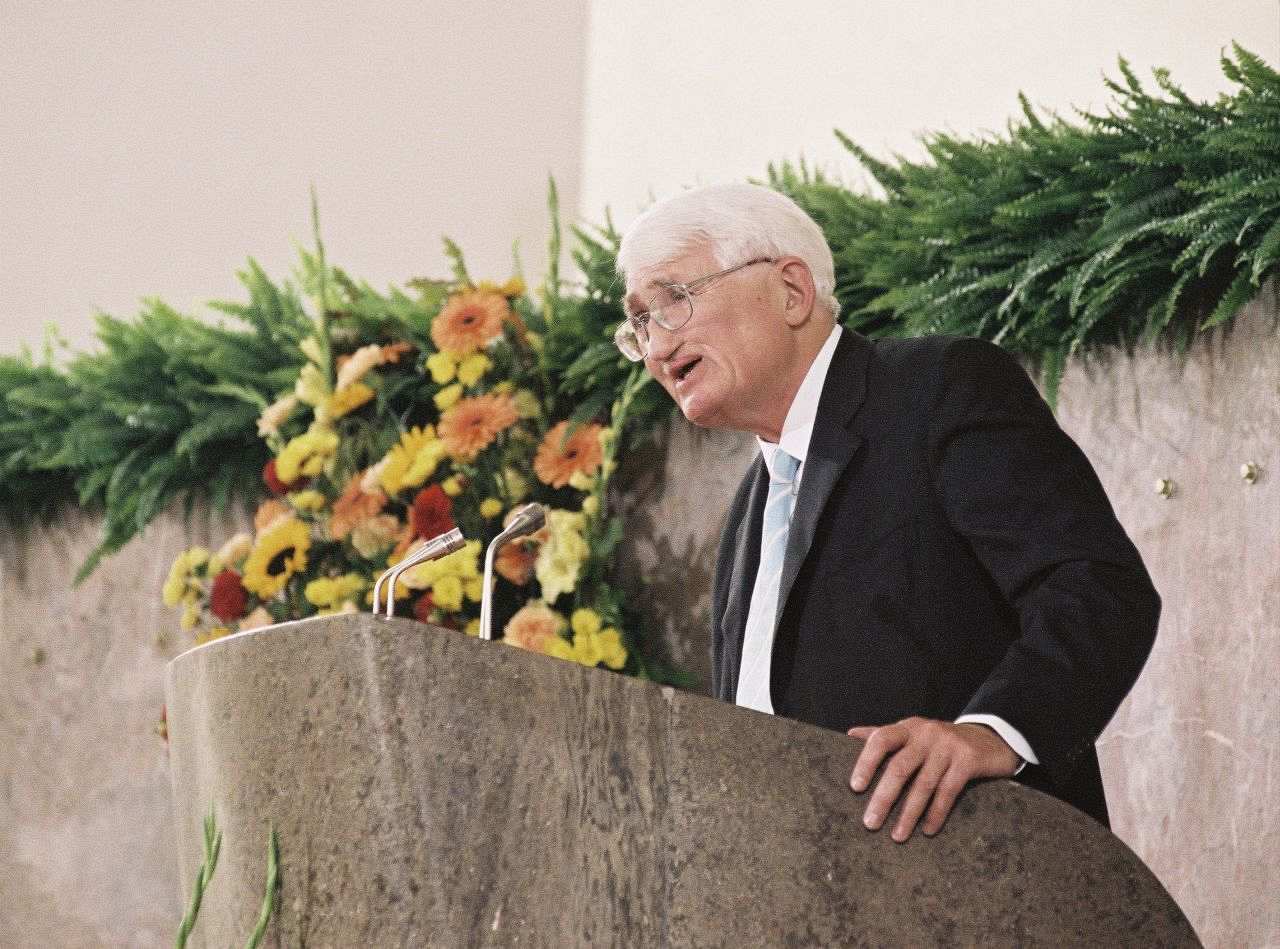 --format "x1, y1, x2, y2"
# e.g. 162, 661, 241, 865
580, 0, 1280, 224
0, 2, 590, 355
